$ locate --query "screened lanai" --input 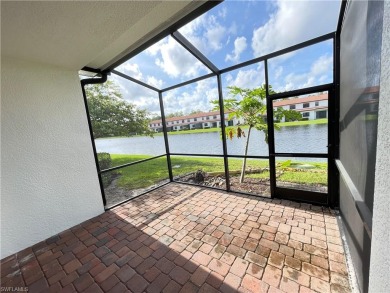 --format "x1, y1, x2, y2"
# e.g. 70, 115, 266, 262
3, 0, 388, 292
83, 0, 339, 209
